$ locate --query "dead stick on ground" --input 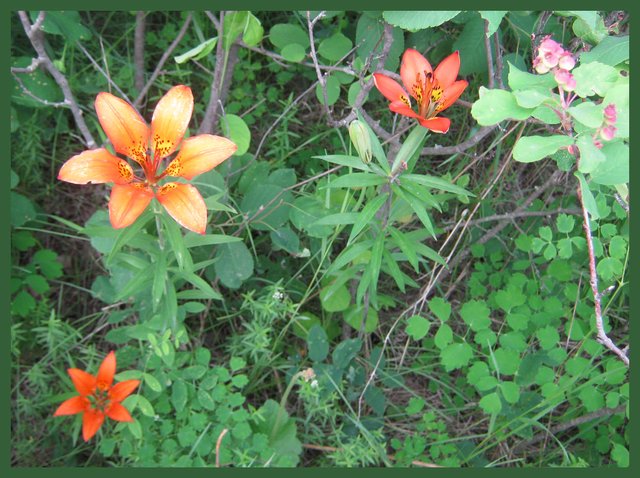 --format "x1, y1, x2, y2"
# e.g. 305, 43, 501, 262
215, 428, 229, 467
576, 183, 629, 366
16, 11, 96, 149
